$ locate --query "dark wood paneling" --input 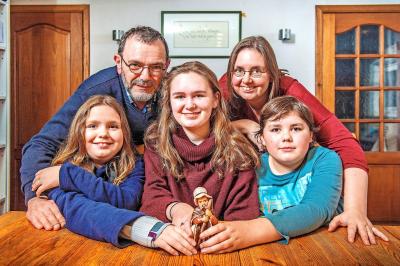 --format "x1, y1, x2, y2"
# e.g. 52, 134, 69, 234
368, 165, 400, 222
